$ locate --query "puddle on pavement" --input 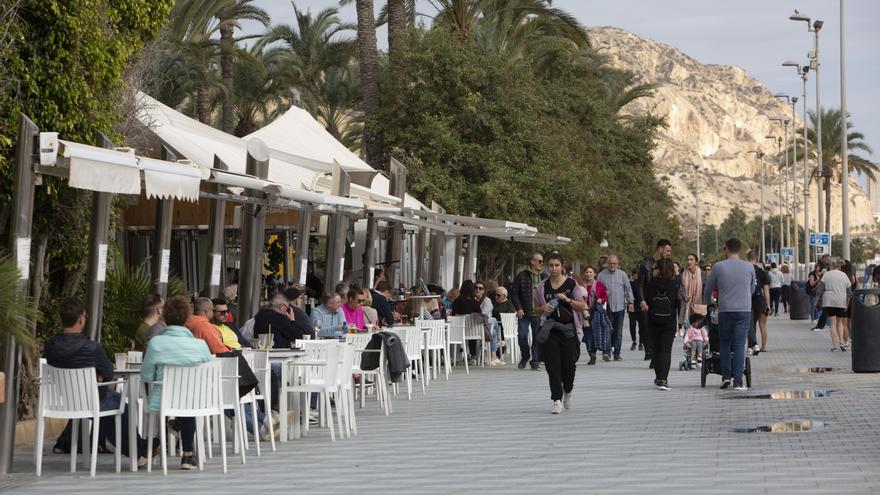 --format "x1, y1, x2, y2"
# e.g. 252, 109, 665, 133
732, 420, 827, 433
791, 367, 847, 373
725, 389, 832, 400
